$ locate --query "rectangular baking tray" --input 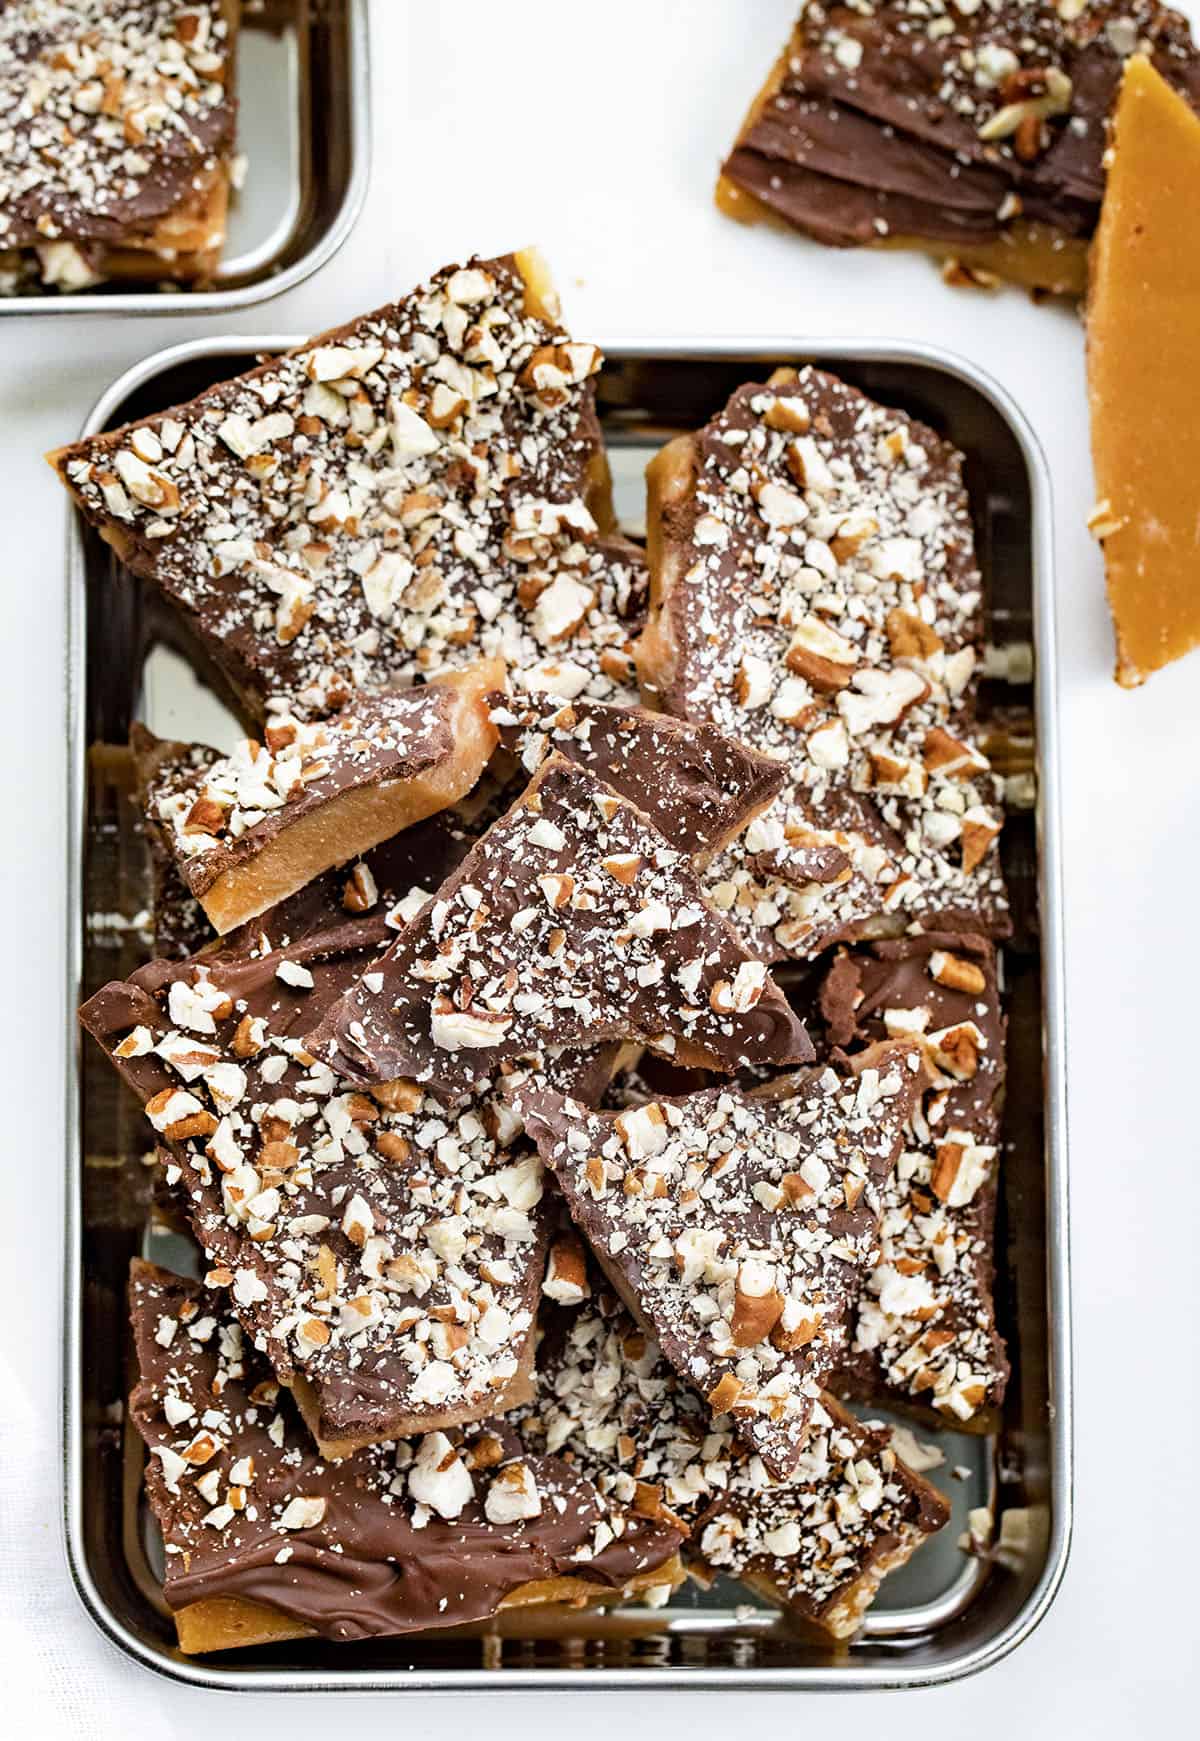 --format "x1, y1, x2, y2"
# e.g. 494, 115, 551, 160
63, 332, 1071, 1690
3, 0, 369, 317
